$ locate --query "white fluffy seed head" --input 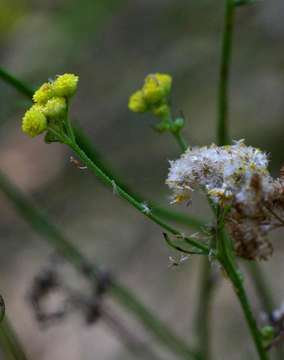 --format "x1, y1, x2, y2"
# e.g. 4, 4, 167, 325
166, 140, 270, 207
166, 140, 284, 260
